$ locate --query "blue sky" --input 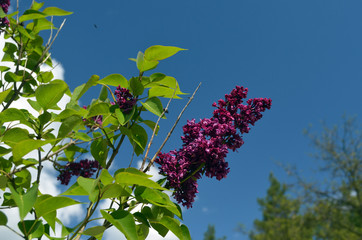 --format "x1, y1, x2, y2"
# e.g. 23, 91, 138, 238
5, 0, 362, 239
